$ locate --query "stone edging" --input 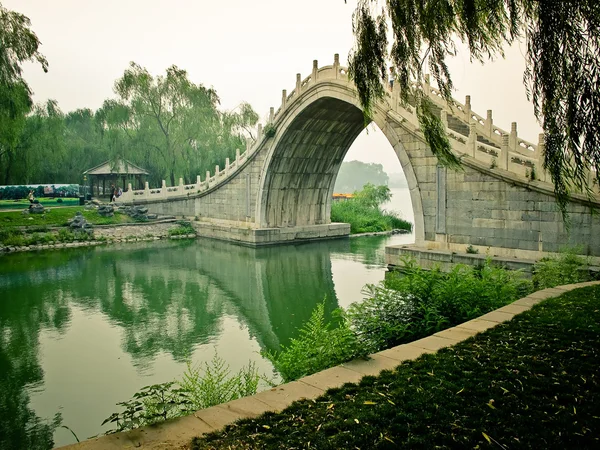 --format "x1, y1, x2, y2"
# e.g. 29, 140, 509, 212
59, 280, 600, 450
349, 229, 411, 238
